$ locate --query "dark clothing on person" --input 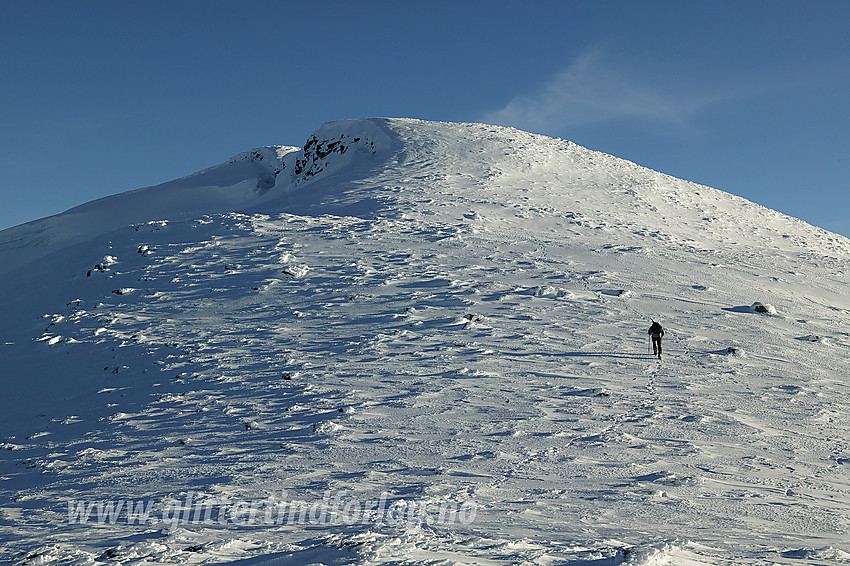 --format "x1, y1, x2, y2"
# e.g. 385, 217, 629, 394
648, 322, 664, 359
